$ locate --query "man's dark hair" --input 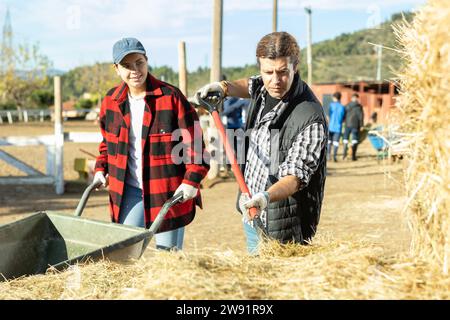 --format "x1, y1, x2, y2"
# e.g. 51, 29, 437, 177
352, 93, 359, 98
333, 92, 342, 101
256, 32, 300, 67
